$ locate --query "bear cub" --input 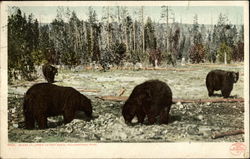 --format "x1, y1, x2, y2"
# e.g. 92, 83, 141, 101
42, 63, 58, 83
23, 83, 93, 129
206, 69, 239, 98
122, 80, 172, 125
